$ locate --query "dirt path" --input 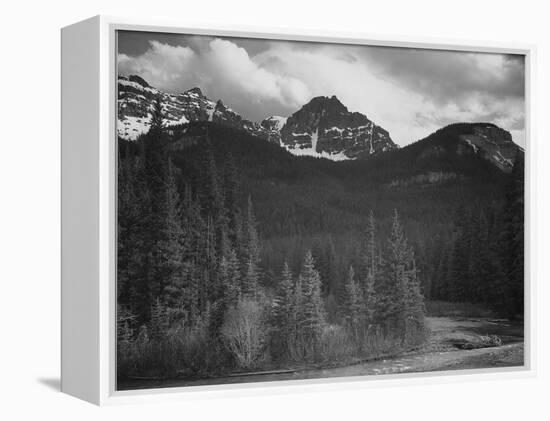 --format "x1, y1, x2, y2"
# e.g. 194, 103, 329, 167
118, 317, 524, 390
